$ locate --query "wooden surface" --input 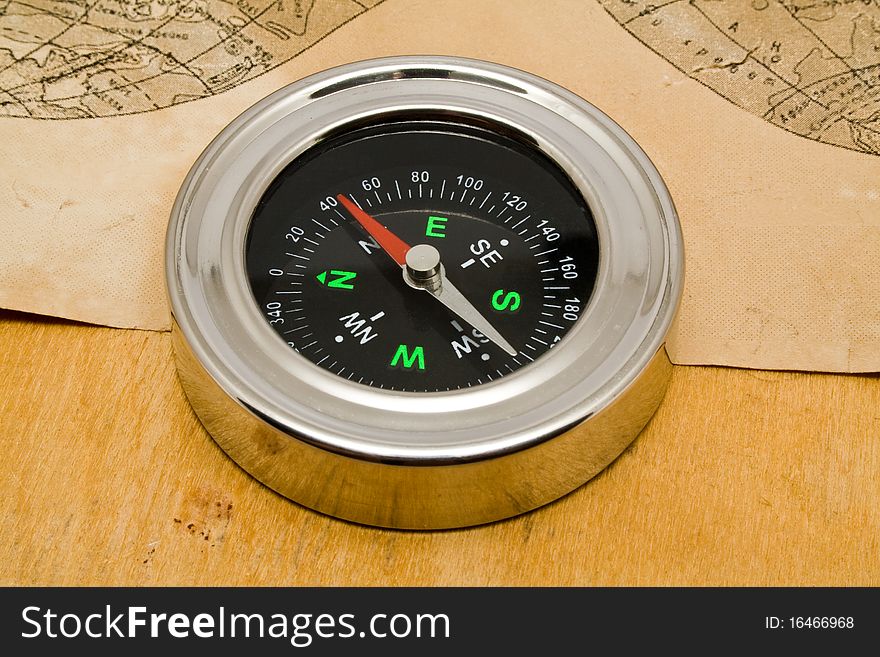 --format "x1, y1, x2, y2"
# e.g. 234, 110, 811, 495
2, 310, 878, 586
